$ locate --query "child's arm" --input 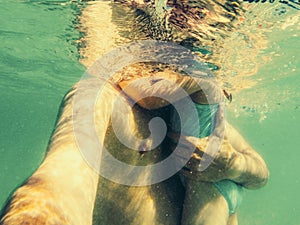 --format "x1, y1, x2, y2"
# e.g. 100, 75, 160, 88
118, 70, 222, 109
222, 122, 269, 189
168, 121, 269, 189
